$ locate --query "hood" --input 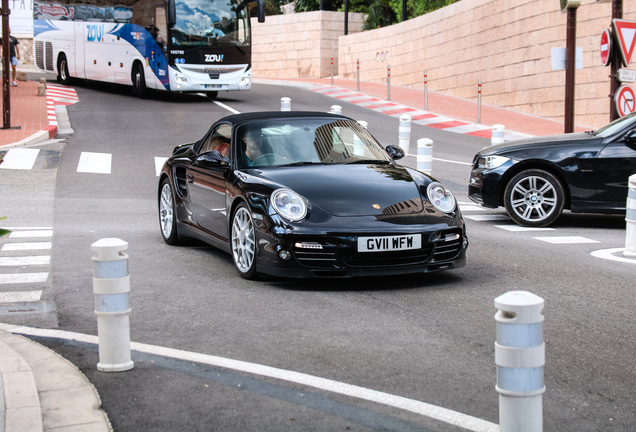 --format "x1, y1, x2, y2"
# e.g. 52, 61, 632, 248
479, 132, 600, 156
257, 164, 424, 217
